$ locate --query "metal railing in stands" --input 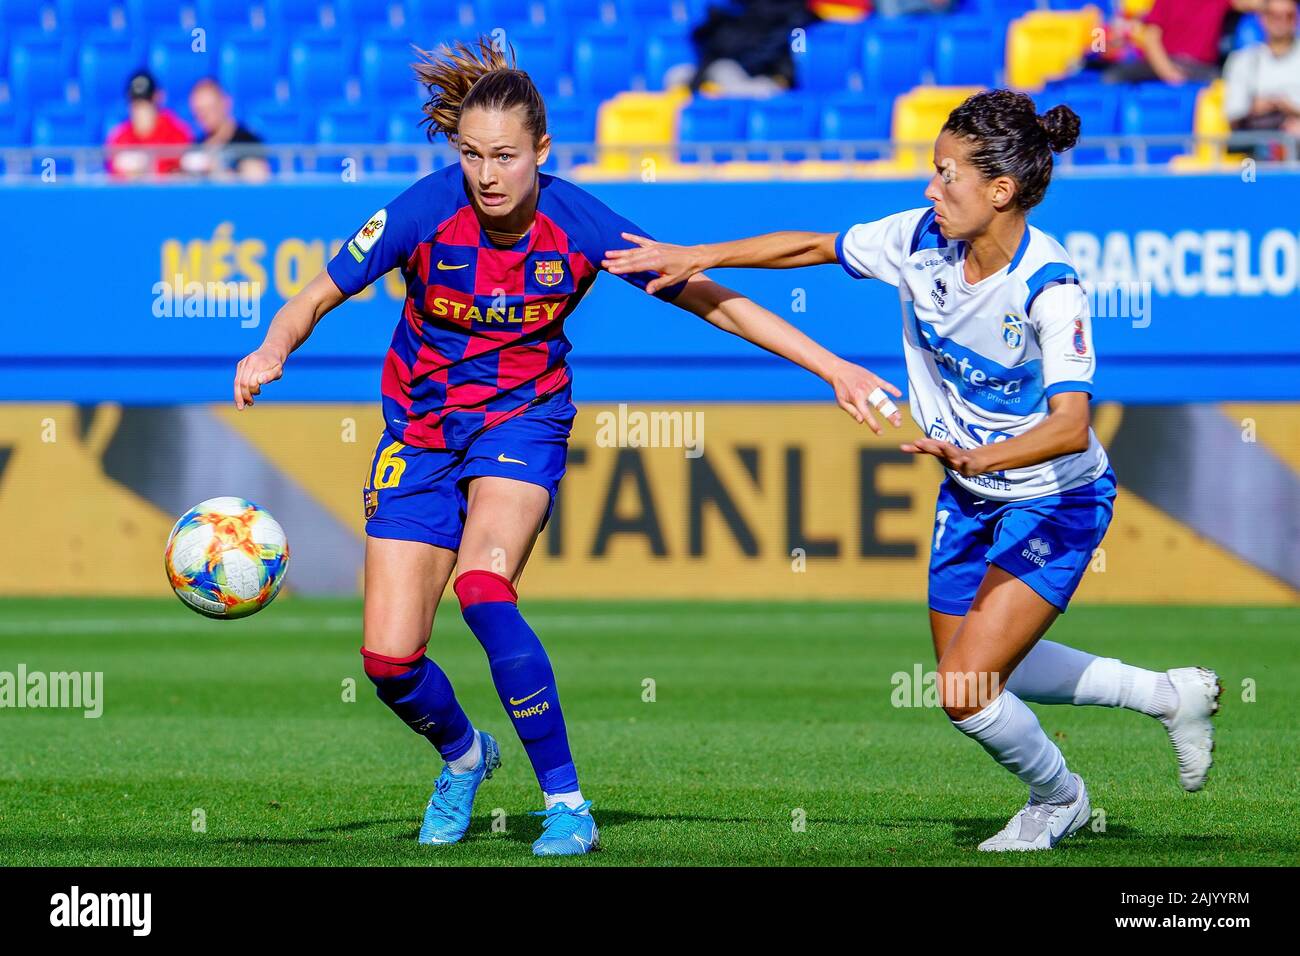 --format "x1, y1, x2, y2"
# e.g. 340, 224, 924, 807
2, 133, 1297, 182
